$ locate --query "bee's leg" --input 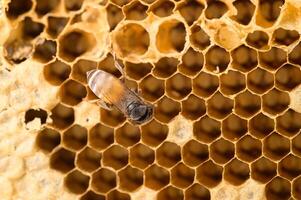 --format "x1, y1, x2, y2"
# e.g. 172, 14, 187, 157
112, 52, 125, 82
